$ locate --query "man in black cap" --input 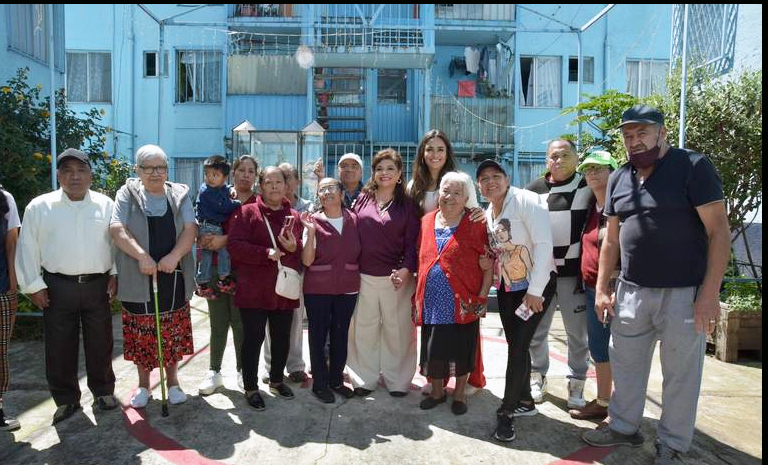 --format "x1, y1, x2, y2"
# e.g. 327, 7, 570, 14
581, 104, 730, 464
15, 148, 118, 425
